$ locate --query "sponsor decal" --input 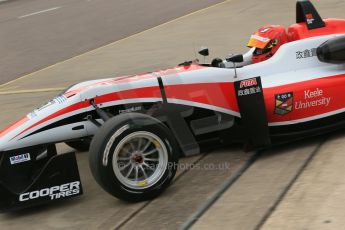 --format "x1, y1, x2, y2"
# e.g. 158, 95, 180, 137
265, 74, 345, 125
295, 88, 331, 110
274, 92, 293, 115
10, 153, 31, 165
274, 88, 331, 116
296, 48, 317, 59
240, 78, 257, 88
237, 78, 261, 97
19, 181, 81, 202
238, 87, 261, 97
306, 13, 315, 25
